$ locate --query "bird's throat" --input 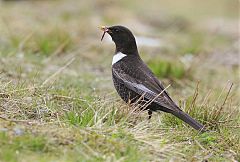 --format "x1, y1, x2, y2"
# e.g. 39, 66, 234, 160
115, 41, 138, 55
